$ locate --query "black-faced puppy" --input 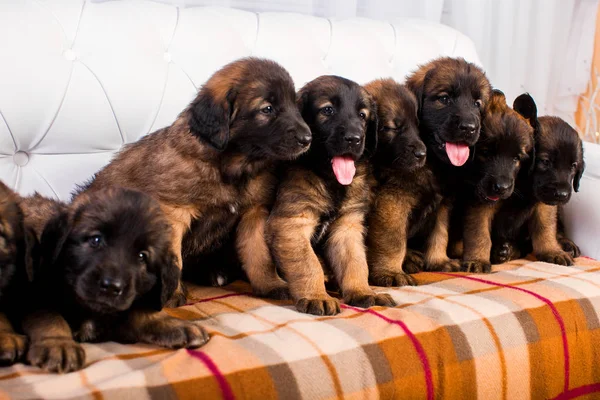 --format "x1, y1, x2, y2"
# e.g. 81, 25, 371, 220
0, 181, 35, 365
267, 76, 394, 316
491, 94, 585, 266
21, 188, 208, 374
458, 91, 534, 273
364, 79, 433, 287
406, 57, 492, 271
78, 58, 311, 307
